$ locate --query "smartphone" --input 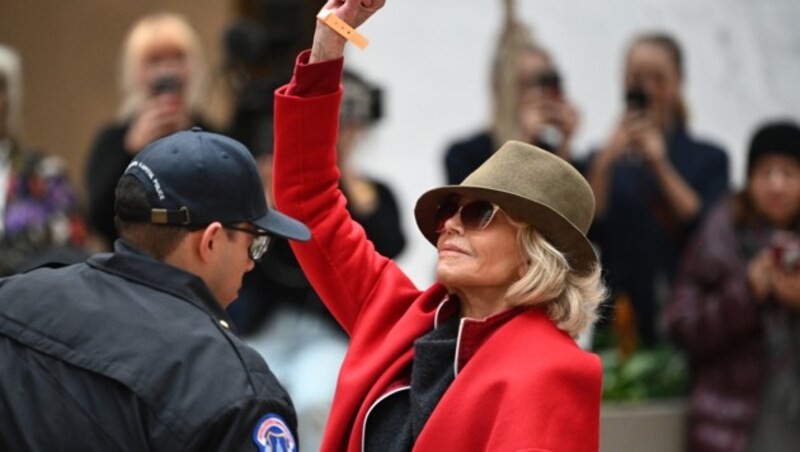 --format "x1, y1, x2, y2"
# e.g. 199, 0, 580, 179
152, 74, 182, 95
537, 71, 562, 101
771, 232, 800, 272
625, 86, 649, 111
